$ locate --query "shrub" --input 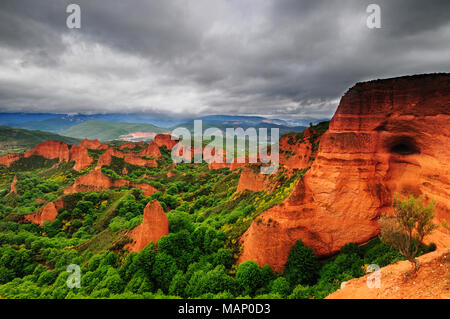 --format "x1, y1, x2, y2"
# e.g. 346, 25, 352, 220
284, 240, 320, 286
235, 261, 263, 296
381, 194, 437, 271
